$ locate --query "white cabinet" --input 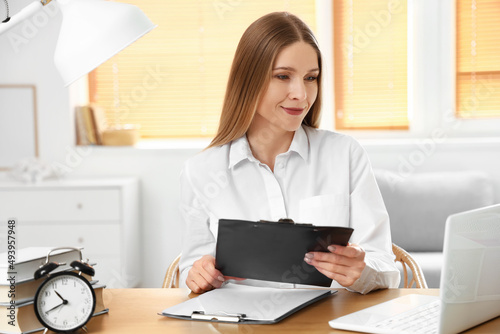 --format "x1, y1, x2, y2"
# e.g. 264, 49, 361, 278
0, 178, 140, 288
